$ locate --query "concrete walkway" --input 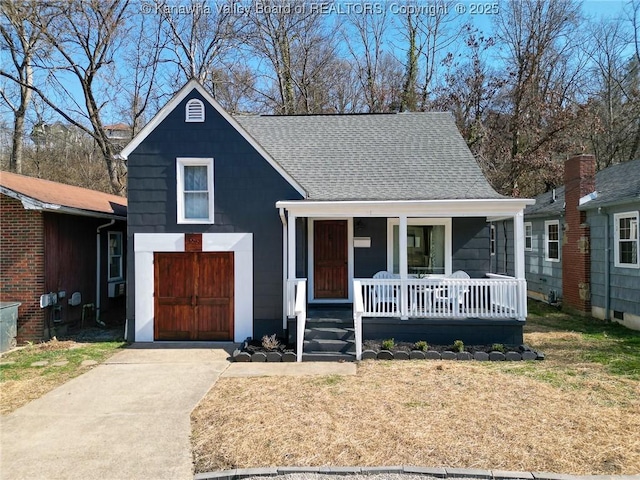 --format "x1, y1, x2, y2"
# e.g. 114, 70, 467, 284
0, 344, 357, 480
